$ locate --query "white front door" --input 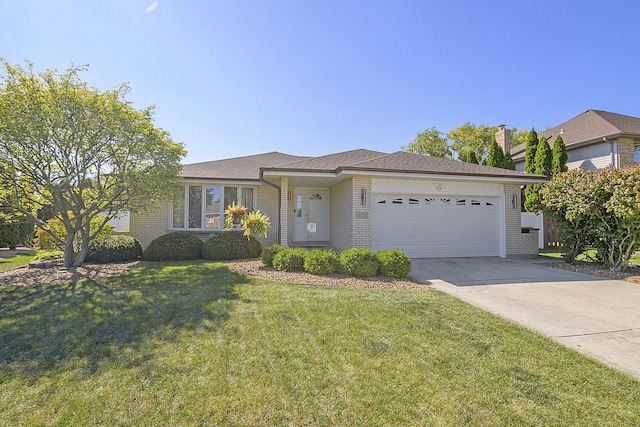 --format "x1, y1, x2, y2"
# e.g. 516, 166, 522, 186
293, 190, 329, 242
